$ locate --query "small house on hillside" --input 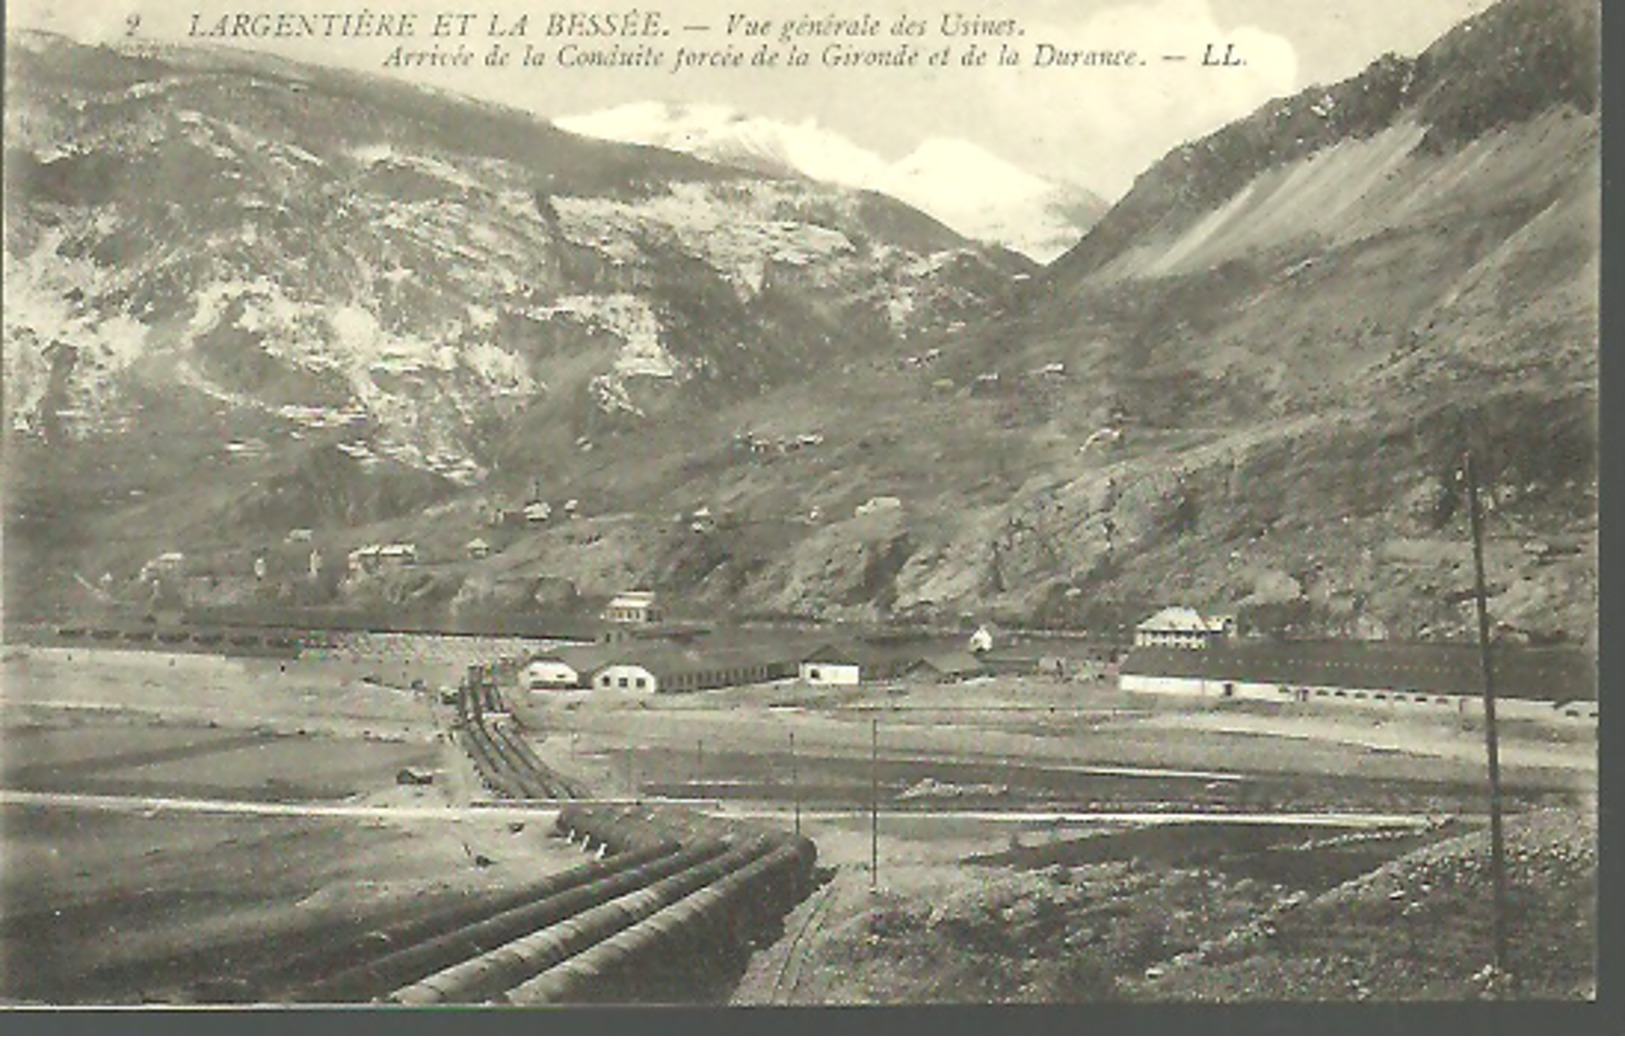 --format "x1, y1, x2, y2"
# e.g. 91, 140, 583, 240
855, 496, 903, 518
138, 551, 187, 583
466, 537, 492, 560
1134, 607, 1234, 650
379, 543, 418, 567
604, 590, 663, 625
348, 543, 418, 575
